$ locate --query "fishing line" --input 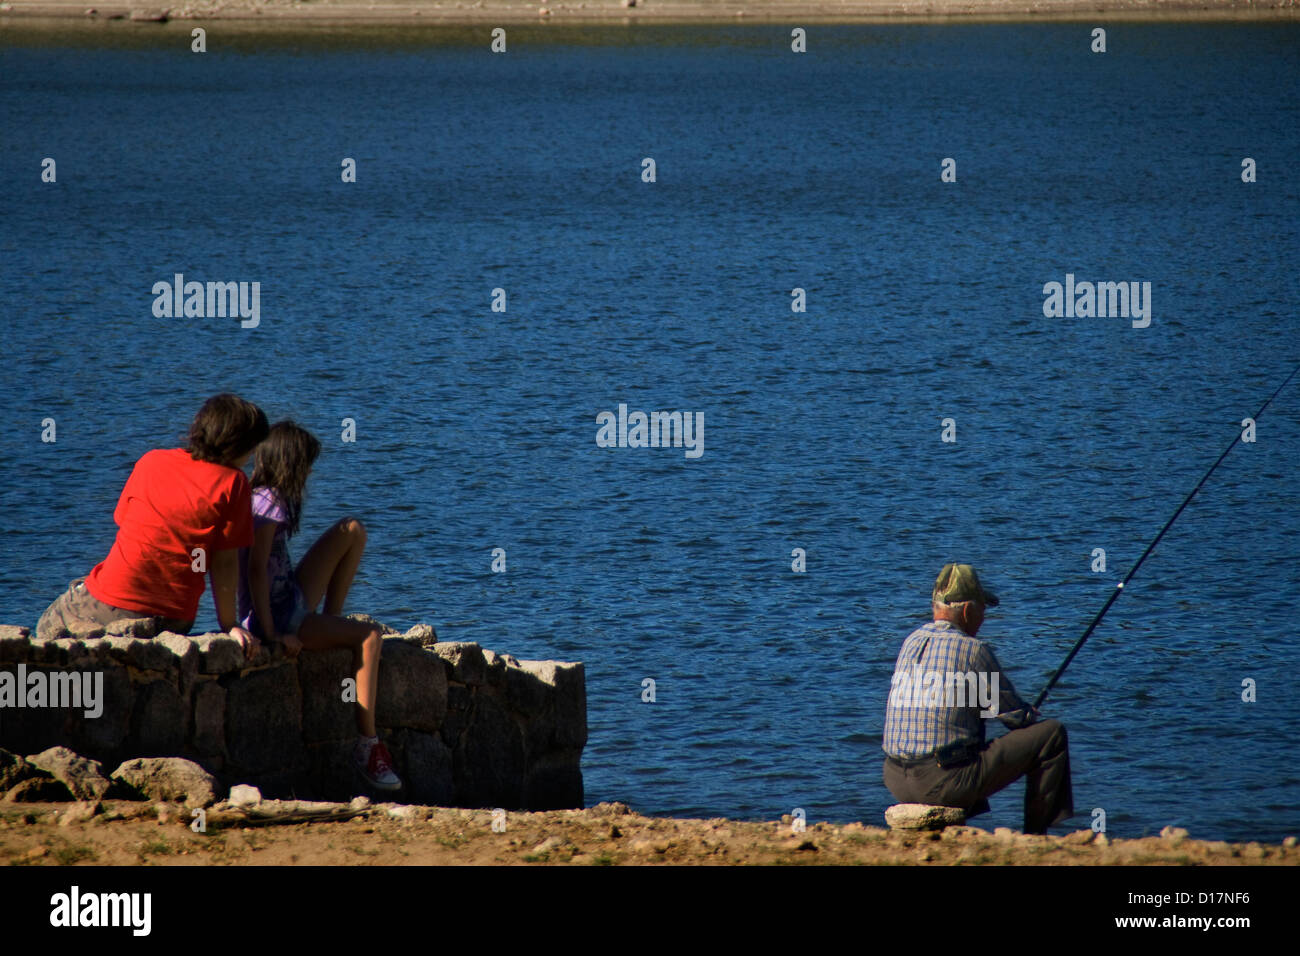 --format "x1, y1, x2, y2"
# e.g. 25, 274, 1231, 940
1031, 360, 1300, 711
